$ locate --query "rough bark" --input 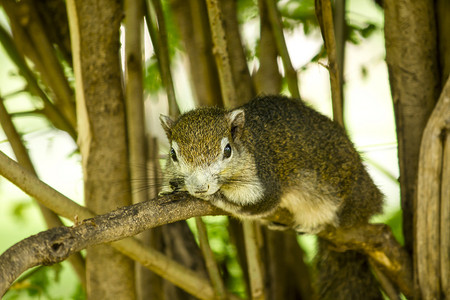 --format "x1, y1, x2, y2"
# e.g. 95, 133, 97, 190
67, 0, 135, 298
384, 0, 440, 258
